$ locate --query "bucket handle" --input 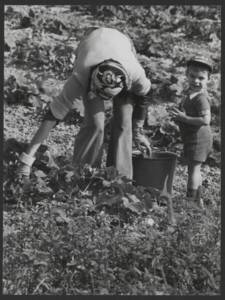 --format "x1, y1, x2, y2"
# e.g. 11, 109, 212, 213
133, 146, 166, 158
